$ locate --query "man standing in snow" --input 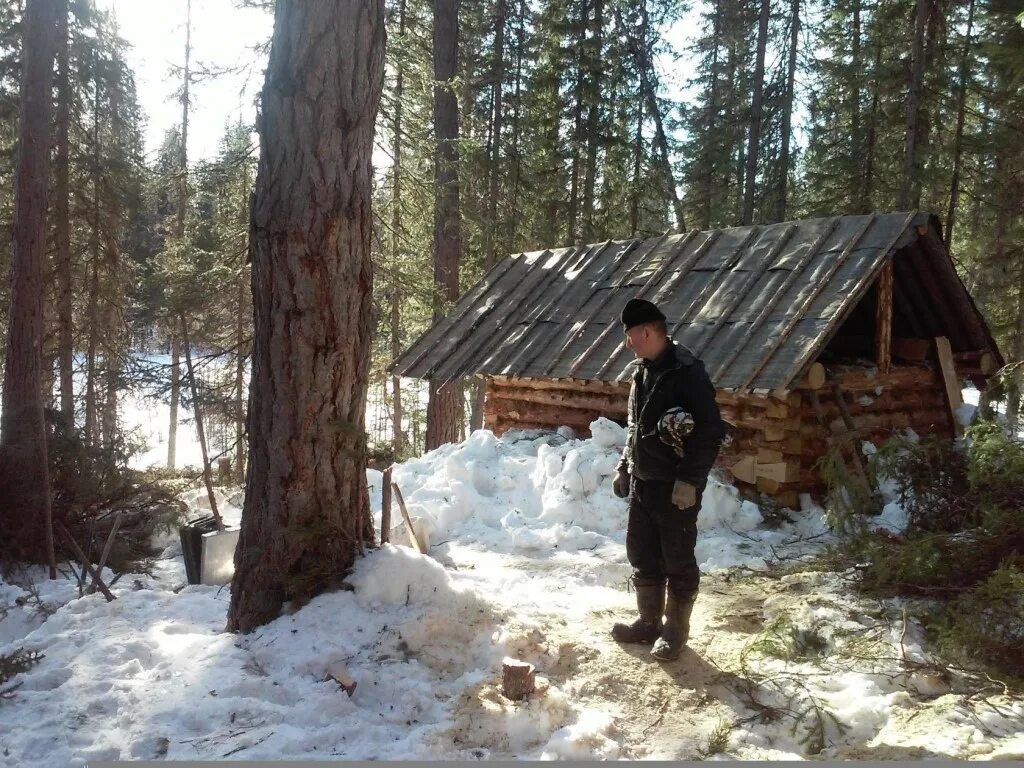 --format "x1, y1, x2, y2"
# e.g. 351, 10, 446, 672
610, 298, 726, 661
